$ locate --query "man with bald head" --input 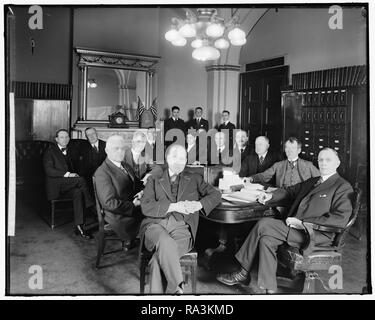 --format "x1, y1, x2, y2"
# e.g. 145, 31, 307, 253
140, 145, 221, 294
217, 148, 354, 294
94, 135, 142, 246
